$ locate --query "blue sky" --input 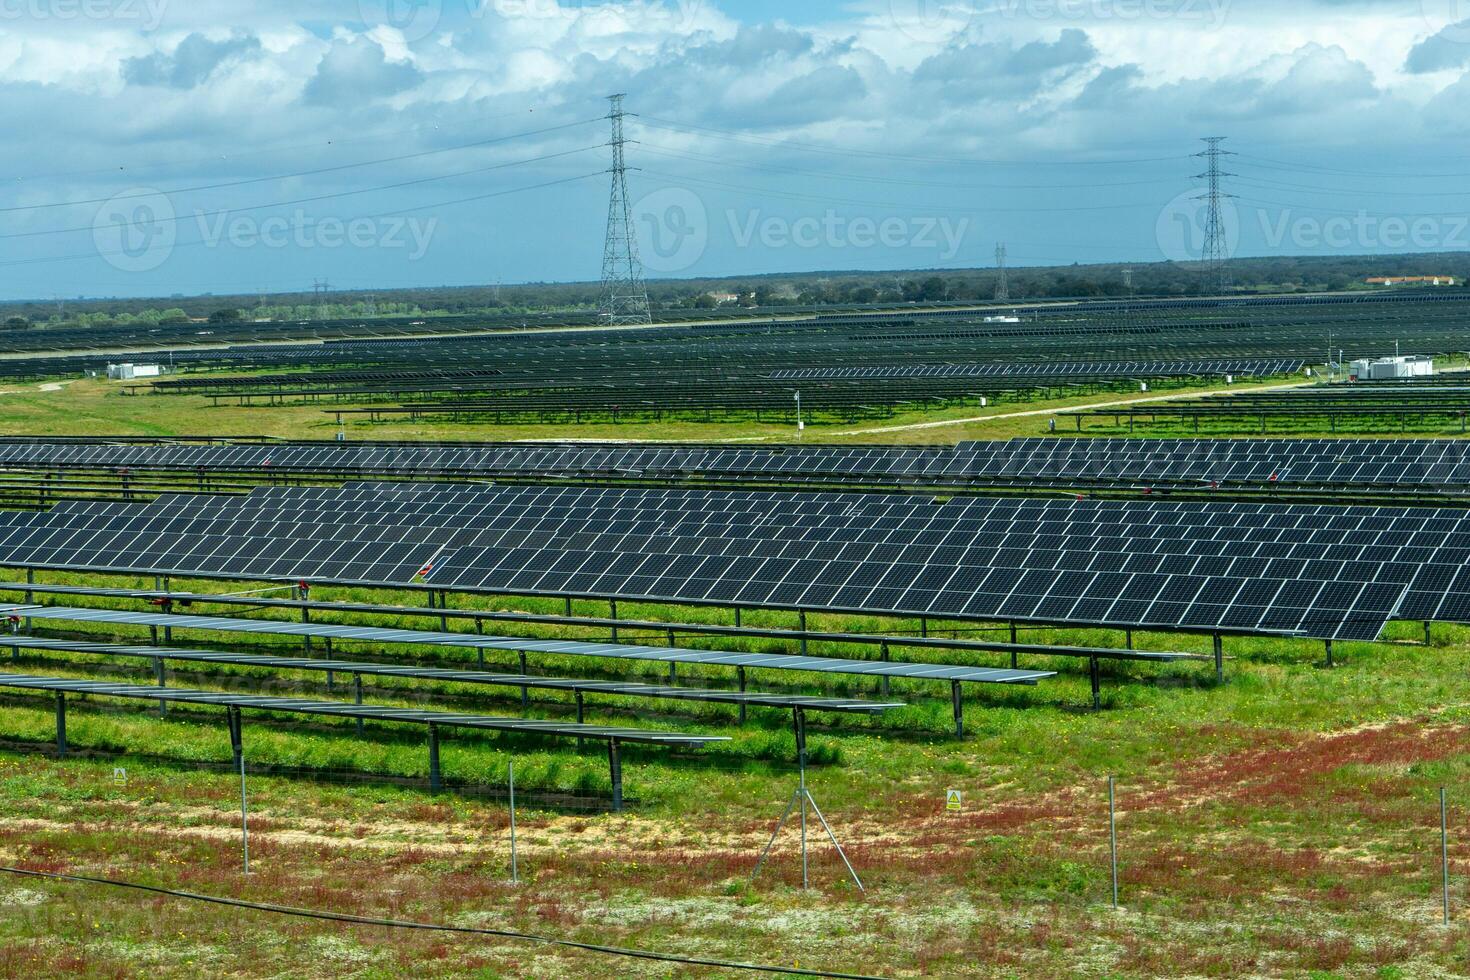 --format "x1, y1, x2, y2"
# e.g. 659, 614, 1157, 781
1, 0, 1469, 299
